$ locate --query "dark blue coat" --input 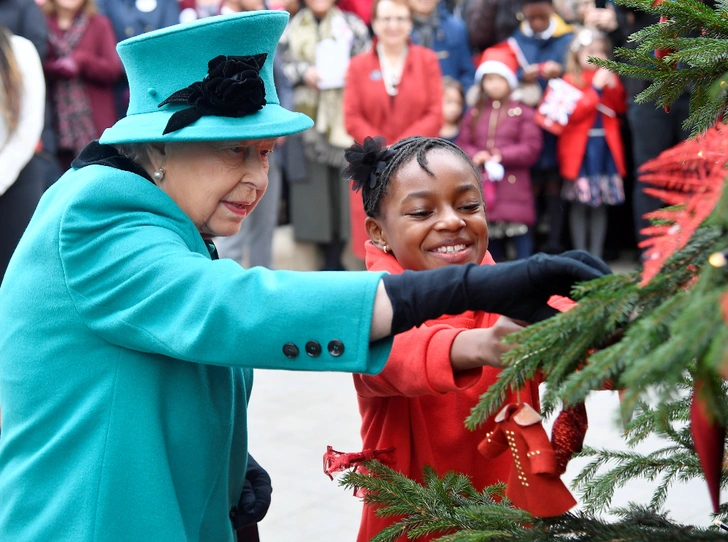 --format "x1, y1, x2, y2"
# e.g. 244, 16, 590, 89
411, 6, 475, 91
97, 0, 180, 42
